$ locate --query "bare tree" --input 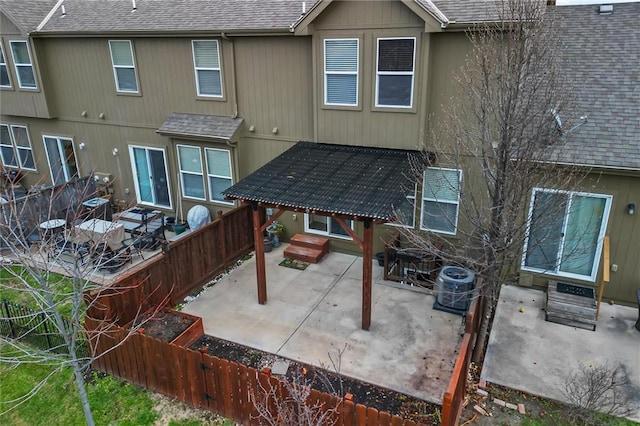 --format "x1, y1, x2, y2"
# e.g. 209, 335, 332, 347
0, 177, 156, 425
250, 347, 345, 425
563, 362, 637, 423
399, 0, 588, 360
